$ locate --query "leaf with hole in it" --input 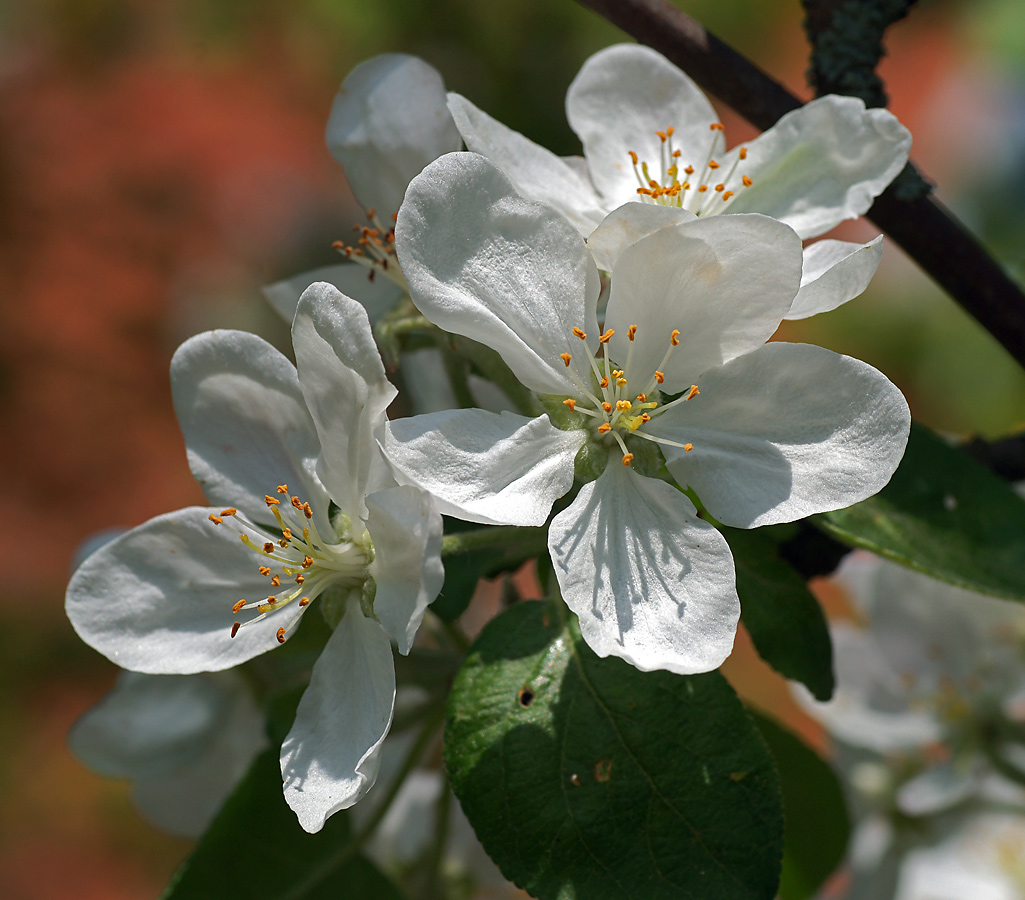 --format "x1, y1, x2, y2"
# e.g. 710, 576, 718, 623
161, 749, 407, 900
817, 423, 1025, 601
445, 600, 784, 900
725, 527, 834, 701
753, 713, 849, 900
